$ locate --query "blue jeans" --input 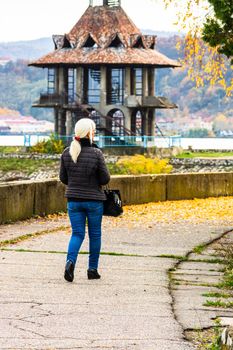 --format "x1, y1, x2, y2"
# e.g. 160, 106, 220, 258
67, 201, 104, 270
